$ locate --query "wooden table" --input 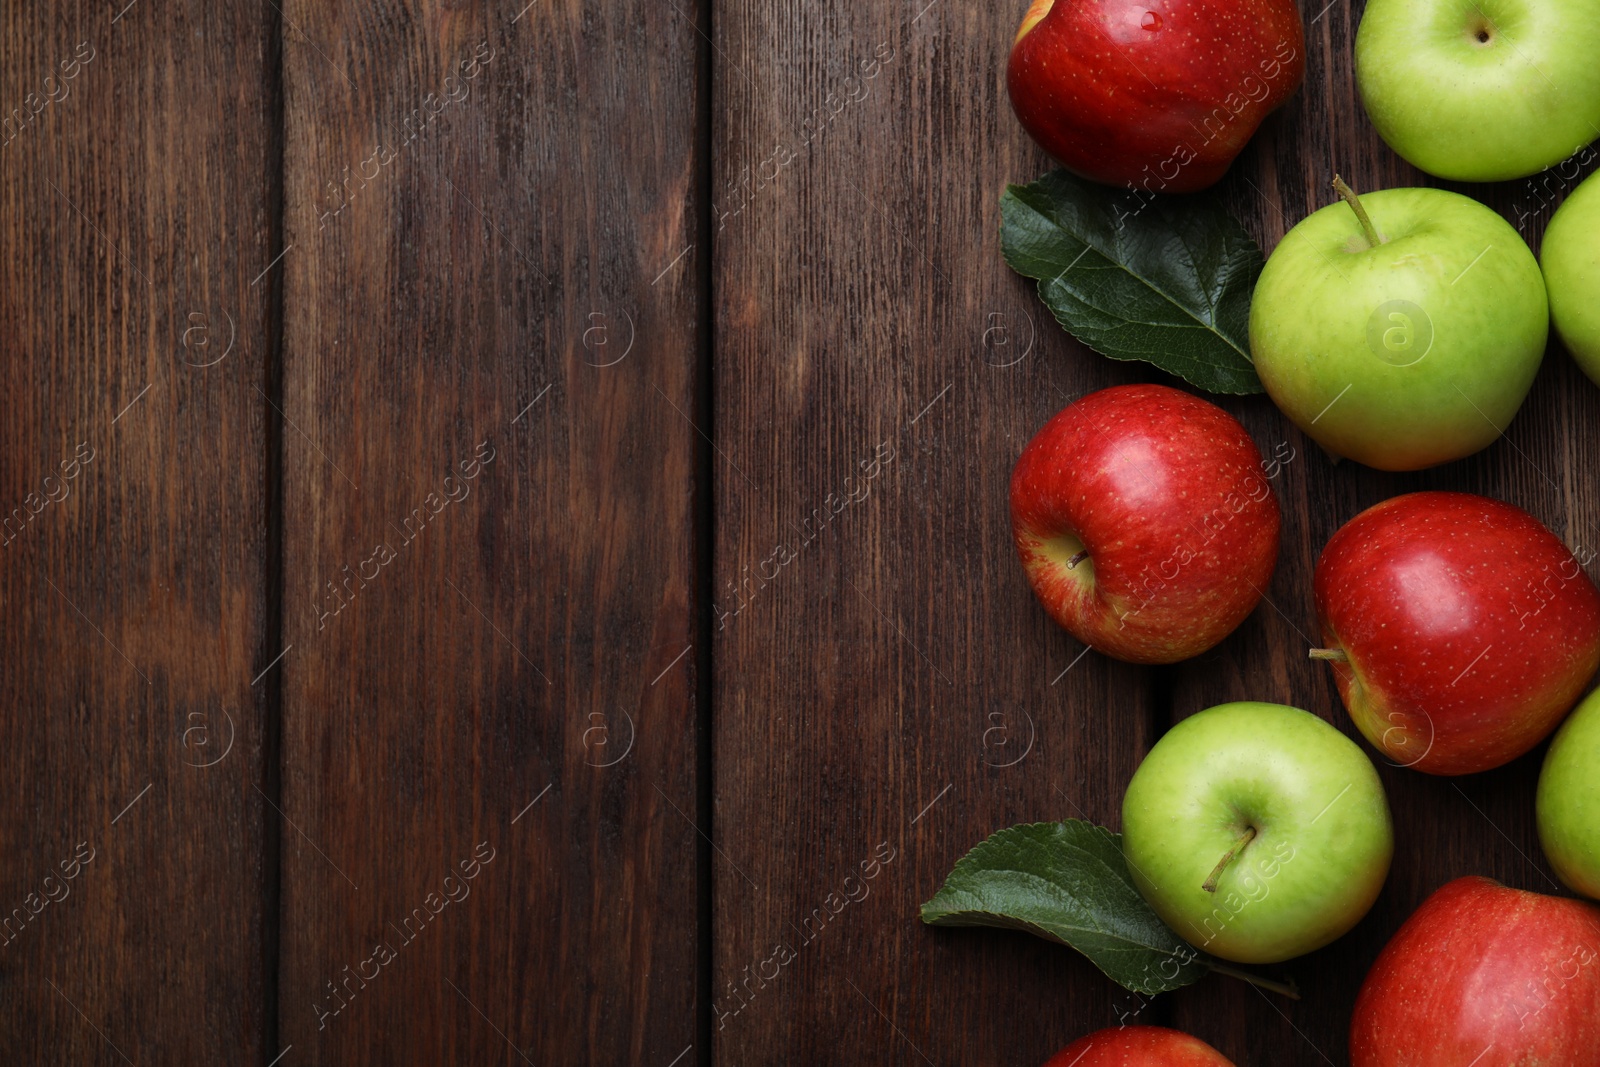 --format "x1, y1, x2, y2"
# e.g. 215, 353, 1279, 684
4, 1, 1594, 1063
